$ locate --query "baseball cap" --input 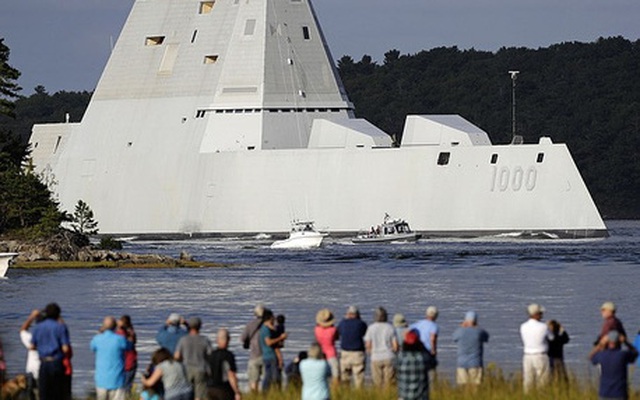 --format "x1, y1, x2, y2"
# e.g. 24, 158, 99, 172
527, 303, 545, 316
